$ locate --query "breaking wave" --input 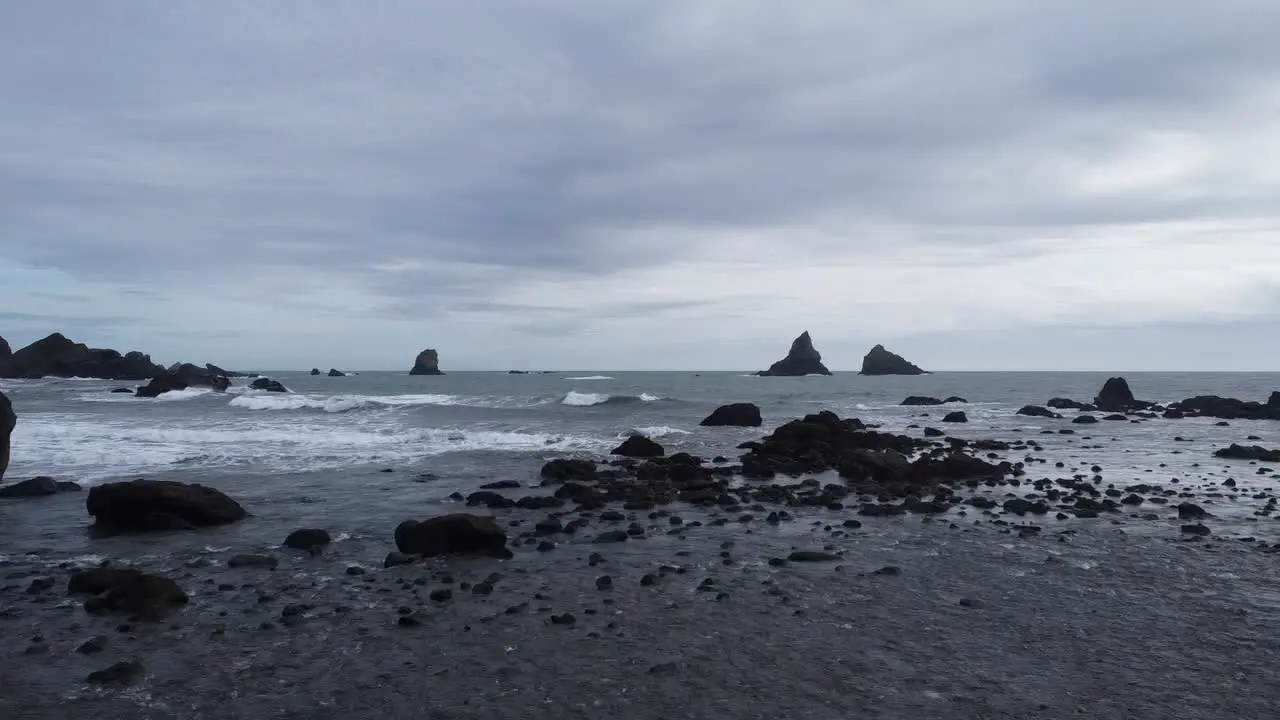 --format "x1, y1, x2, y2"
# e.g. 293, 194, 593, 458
561, 391, 664, 407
